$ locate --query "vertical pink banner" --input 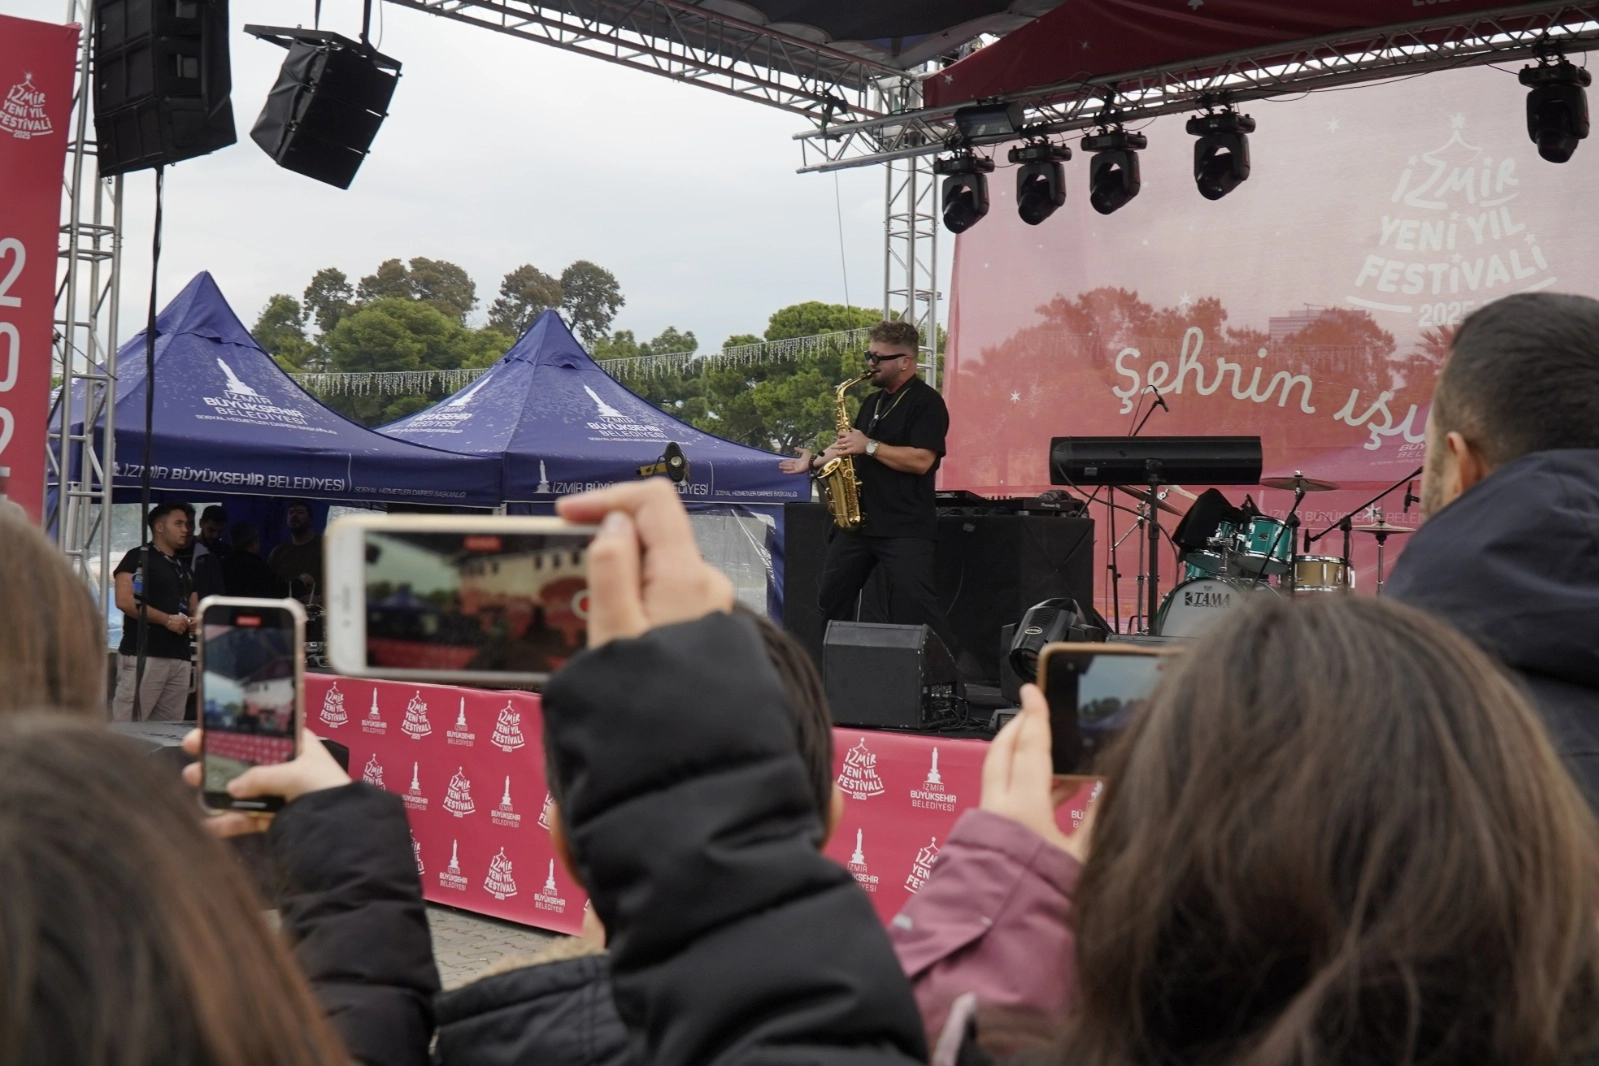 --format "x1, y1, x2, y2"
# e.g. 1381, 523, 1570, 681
0, 16, 77, 522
